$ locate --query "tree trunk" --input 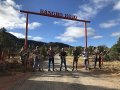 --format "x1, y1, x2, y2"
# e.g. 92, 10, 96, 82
2, 51, 4, 62
0, 51, 2, 61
